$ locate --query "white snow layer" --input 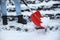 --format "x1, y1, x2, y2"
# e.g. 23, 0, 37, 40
0, 0, 60, 40
0, 31, 60, 40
